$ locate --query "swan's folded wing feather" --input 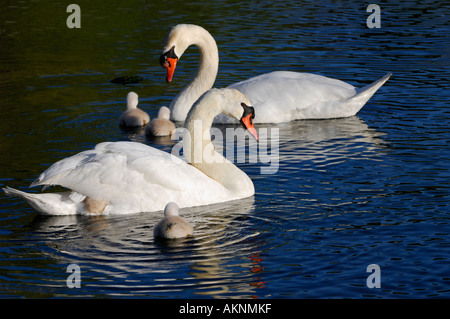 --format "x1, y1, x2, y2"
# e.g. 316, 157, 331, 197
228, 71, 357, 122
230, 71, 356, 101
30, 142, 225, 206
